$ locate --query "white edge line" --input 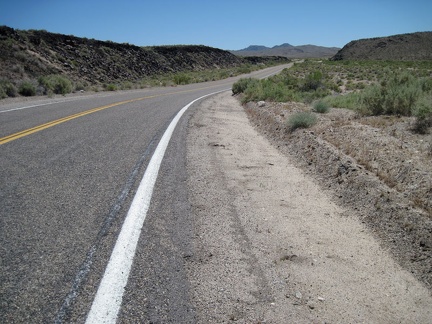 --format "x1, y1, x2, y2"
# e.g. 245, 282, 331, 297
0, 98, 80, 113
0, 92, 115, 113
85, 89, 227, 324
